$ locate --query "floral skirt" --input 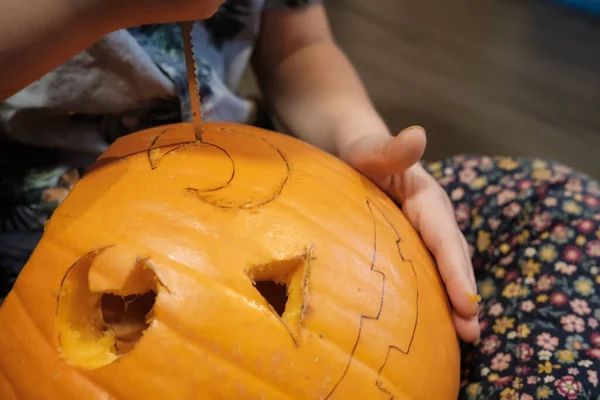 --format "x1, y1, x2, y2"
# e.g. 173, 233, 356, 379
1, 154, 599, 399
424, 157, 600, 400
